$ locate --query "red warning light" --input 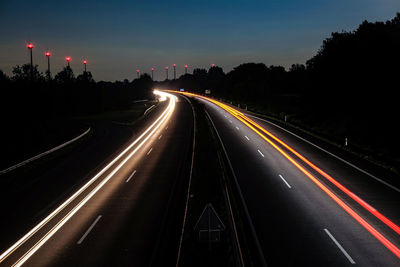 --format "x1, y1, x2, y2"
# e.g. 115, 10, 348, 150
173, 63, 176, 67
66, 57, 71, 62
151, 67, 154, 71
211, 63, 215, 67
27, 43, 34, 49
45, 51, 51, 57
165, 67, 169, 70
185, 64, 188, 68
83, 60, 87, 64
